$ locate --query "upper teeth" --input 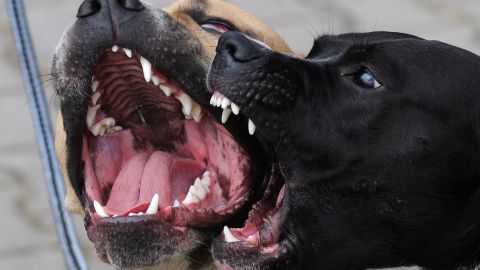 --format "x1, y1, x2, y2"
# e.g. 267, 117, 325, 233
210, 94, 240, 125
140, 56, 152, 82
123, 48, 132, 58
248, 119, 256, 135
